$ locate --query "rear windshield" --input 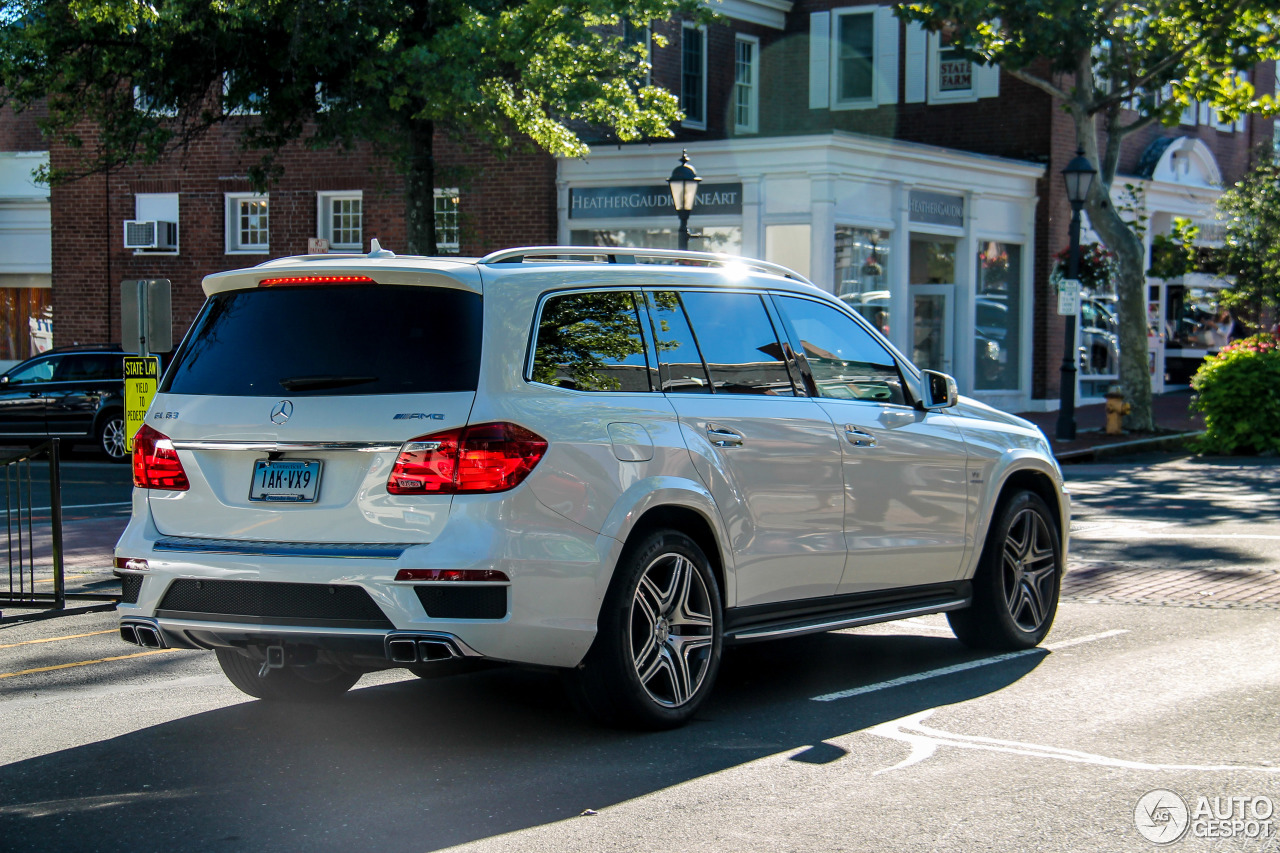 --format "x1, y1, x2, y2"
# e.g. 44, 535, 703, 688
161, 285, 482, 396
